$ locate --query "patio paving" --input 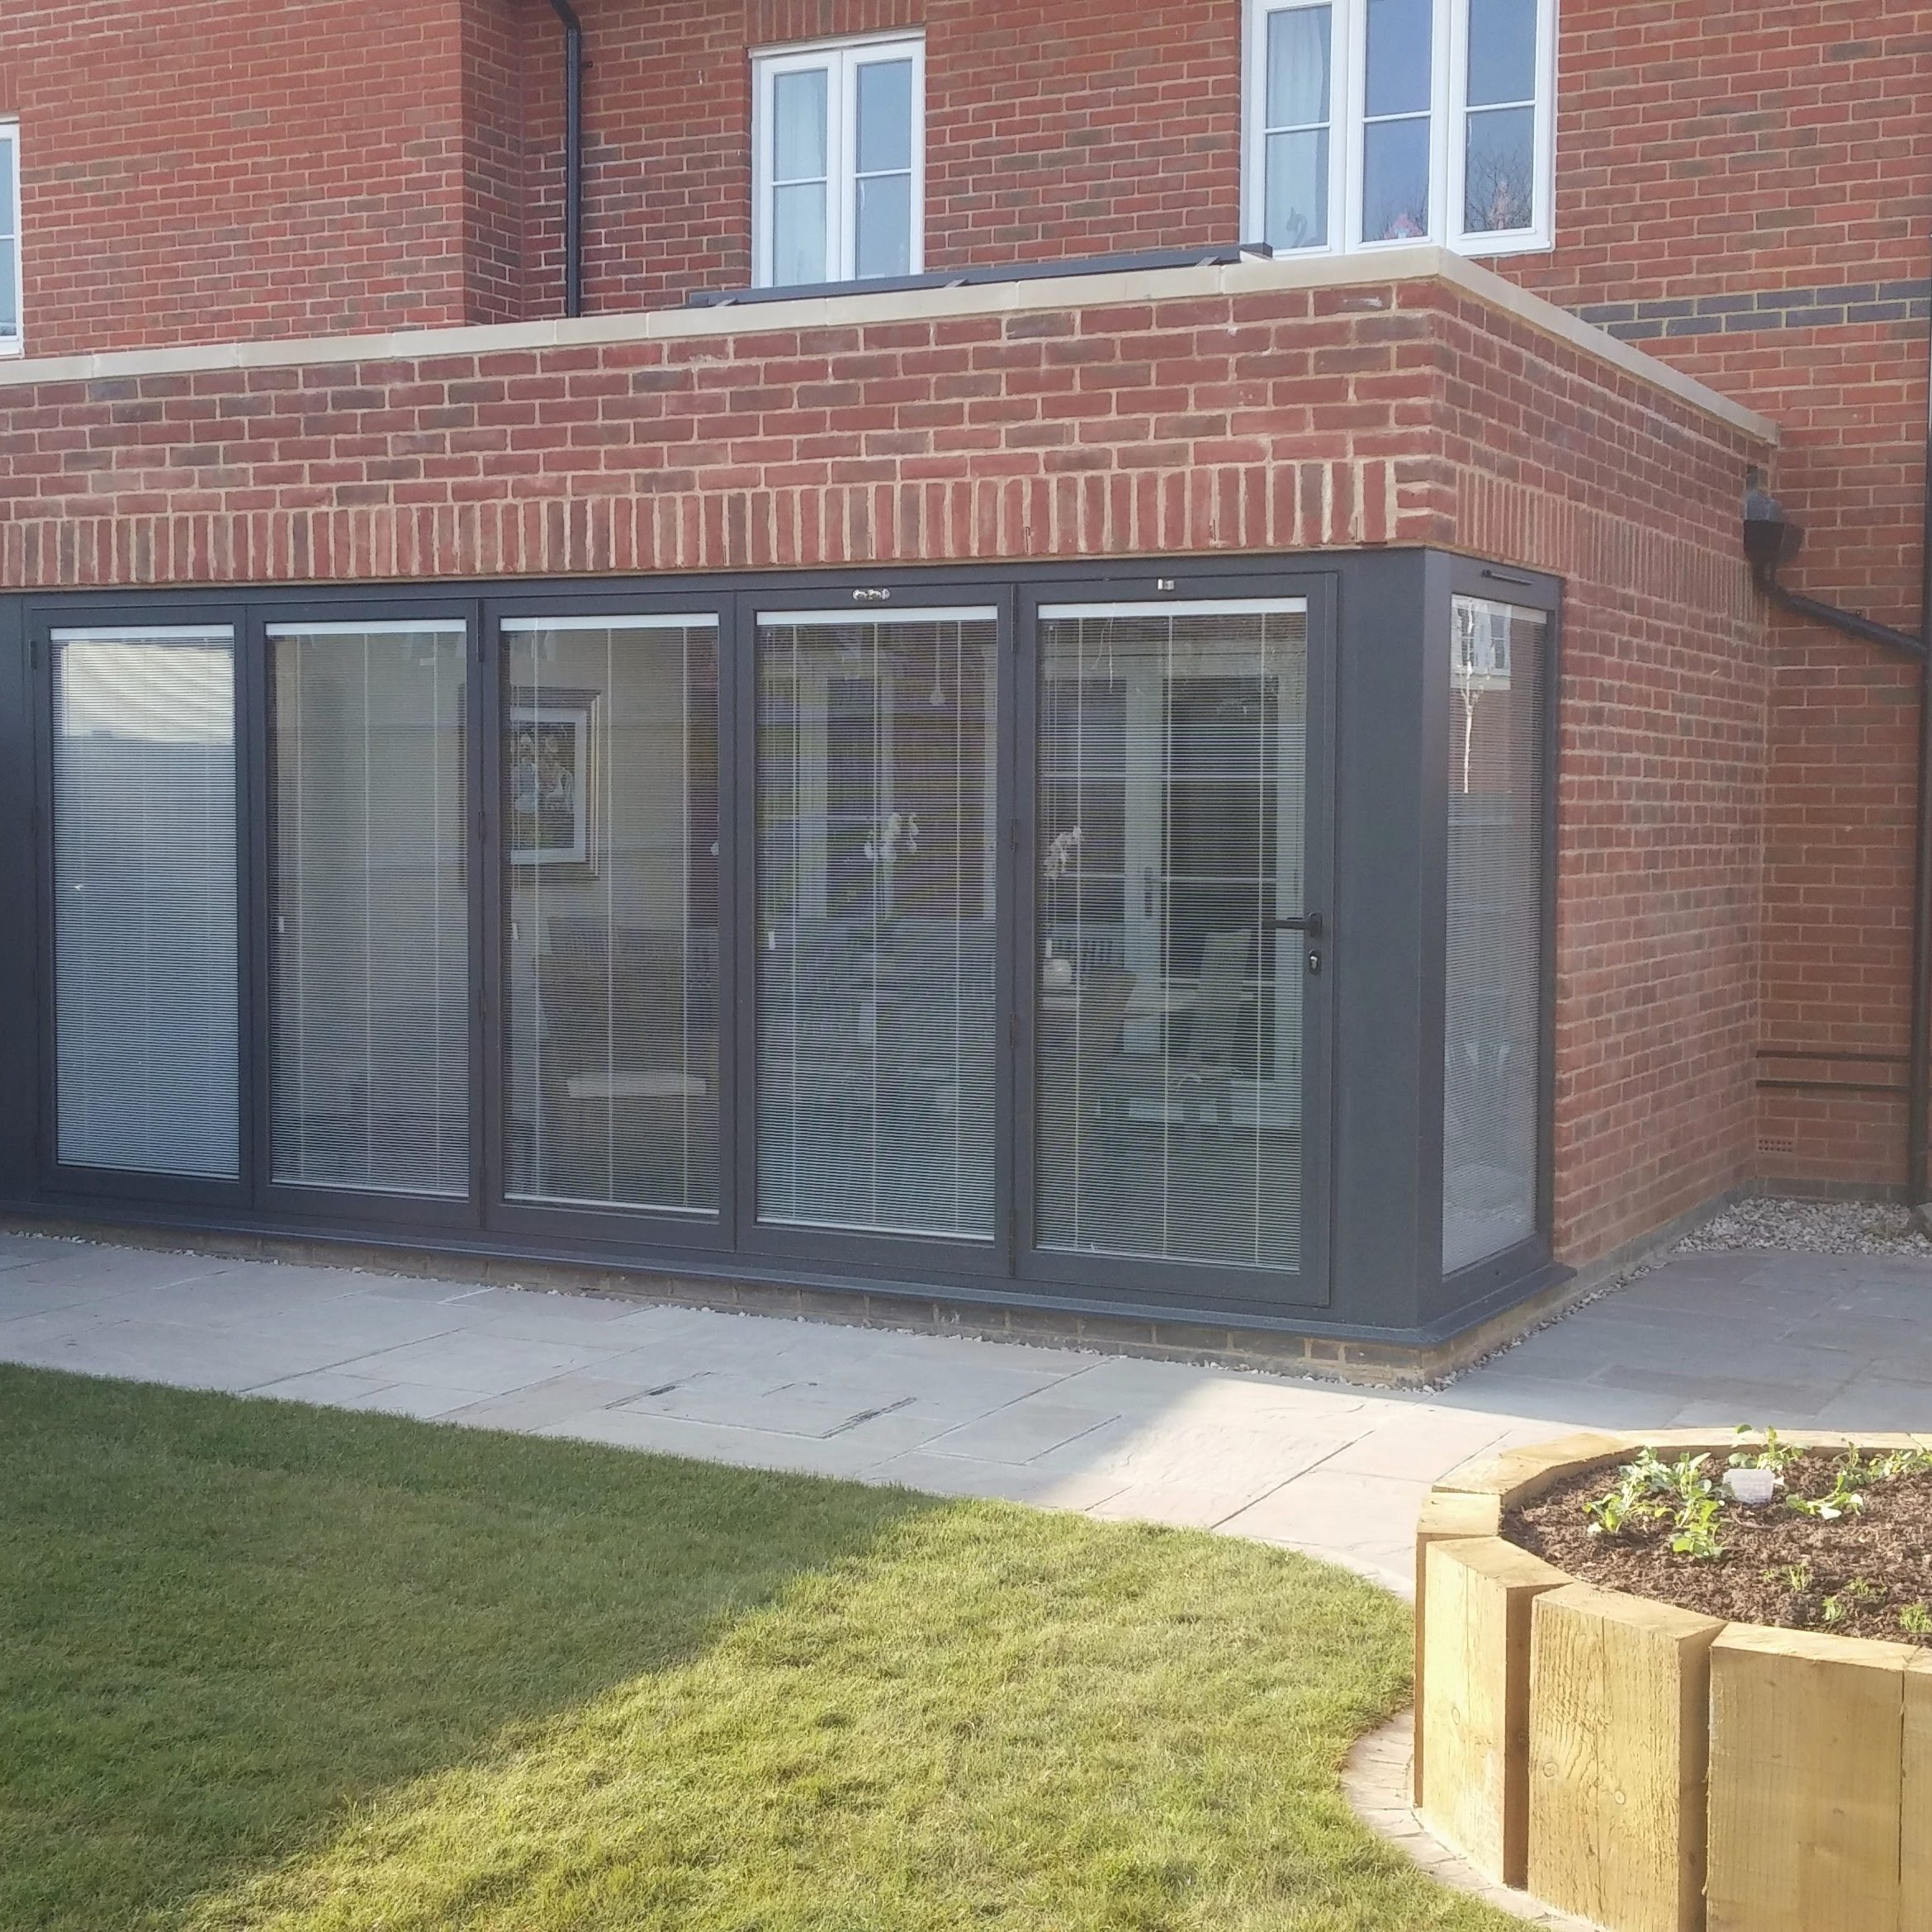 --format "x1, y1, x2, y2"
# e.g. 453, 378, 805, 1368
1, 1231, 1926, 1593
